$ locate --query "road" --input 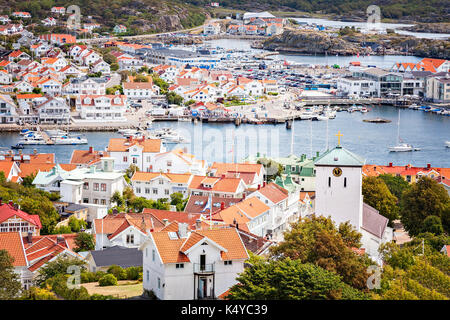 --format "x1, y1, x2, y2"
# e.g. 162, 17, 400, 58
81, 19, 218, 44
